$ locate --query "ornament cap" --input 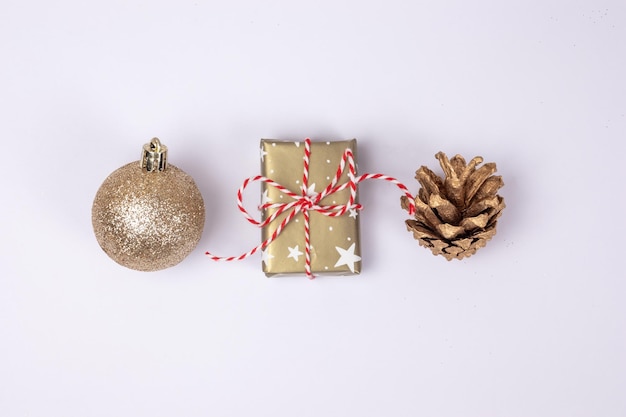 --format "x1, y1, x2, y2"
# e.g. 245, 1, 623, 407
141, 138, 168, 172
